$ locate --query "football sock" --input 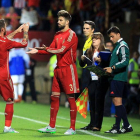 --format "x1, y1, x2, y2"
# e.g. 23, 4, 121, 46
5, 102, 14, 127
121, 105, 130, 127
49, 95, 60, 128
68, 97, 77, 130
115, 105, 122, 129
